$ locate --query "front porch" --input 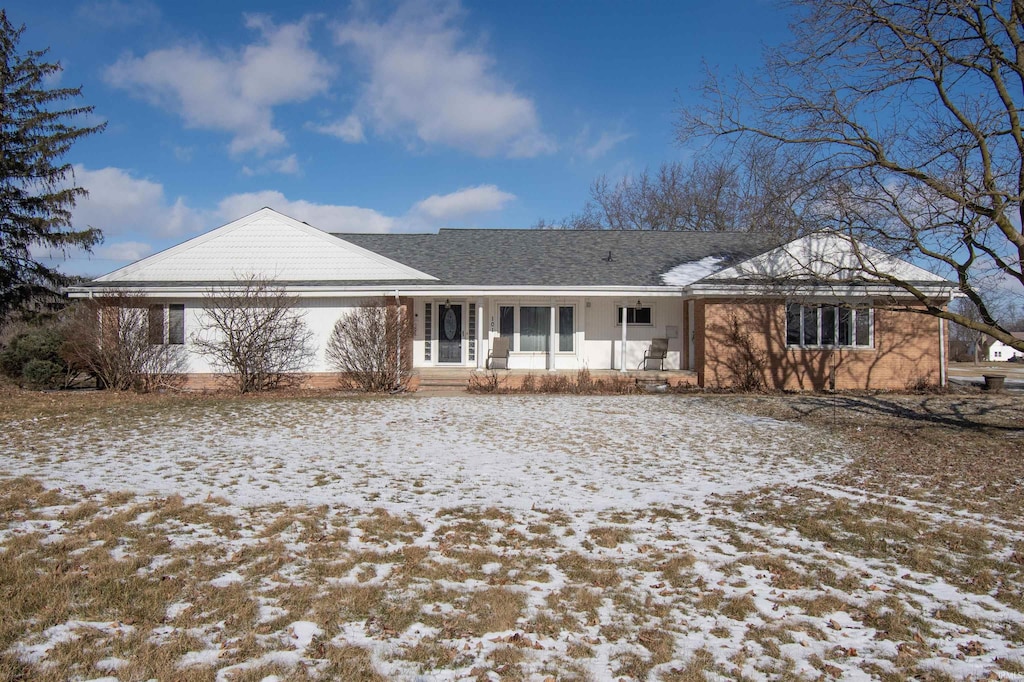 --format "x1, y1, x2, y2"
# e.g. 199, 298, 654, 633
410, 367, 699, 393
